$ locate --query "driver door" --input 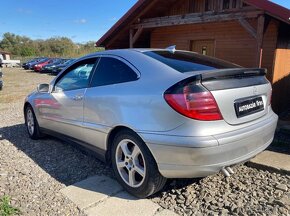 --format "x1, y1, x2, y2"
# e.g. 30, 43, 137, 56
37, 58, 98, 139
